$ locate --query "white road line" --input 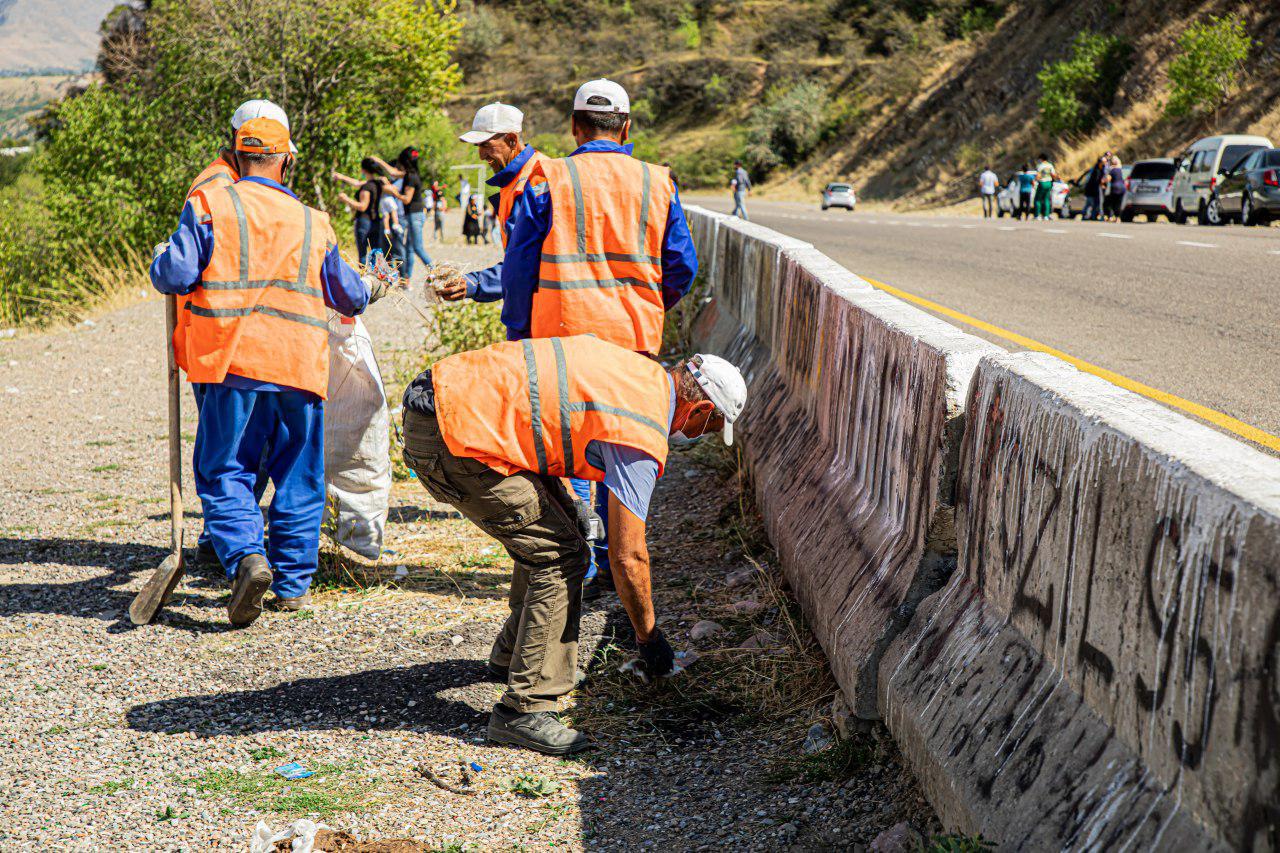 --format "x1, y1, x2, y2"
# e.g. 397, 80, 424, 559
1176, 240, 1217, 248
958, 224, 979, 229
1269, 249, 1280, 255
997, 226, 1018, 231
1097, 232, 1132, 239
906, 222, 924, 227
930, 223, 949, 228
1044, 228, 1067, 234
